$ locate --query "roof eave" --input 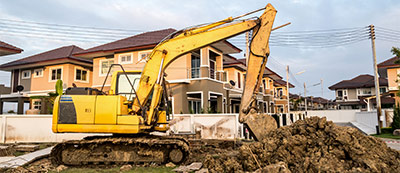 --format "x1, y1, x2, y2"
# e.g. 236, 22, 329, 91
0, 57, 92, 71
74, 44, 157, 59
